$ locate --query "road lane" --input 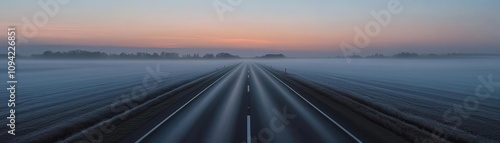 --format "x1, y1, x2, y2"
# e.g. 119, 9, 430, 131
137, 63, 248, 143
136, 62, 360, 143
248, 63, 359, 143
